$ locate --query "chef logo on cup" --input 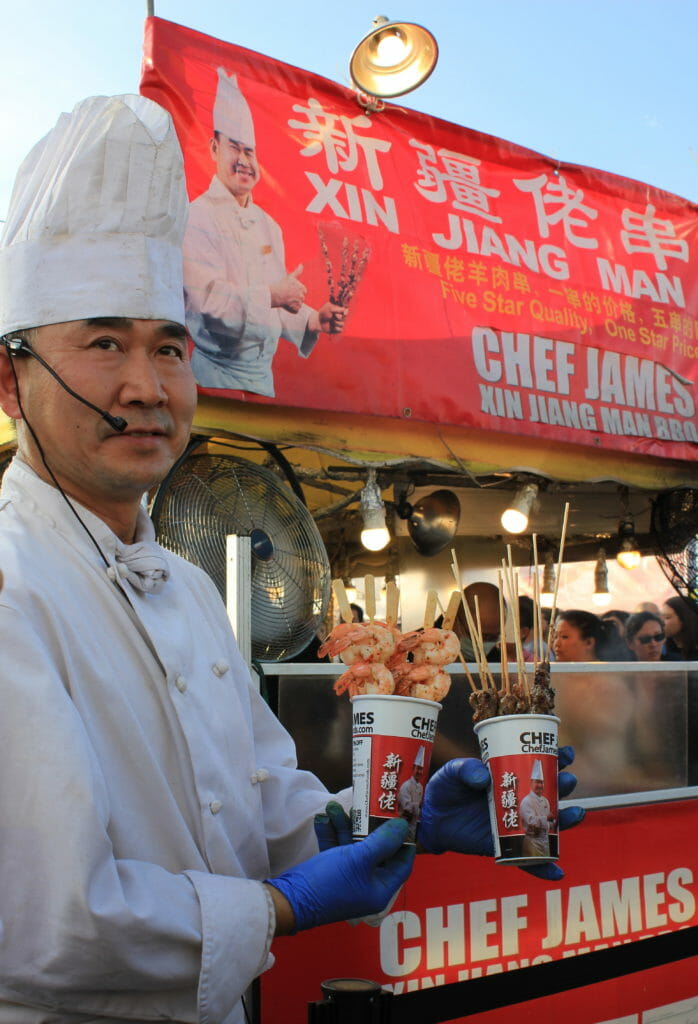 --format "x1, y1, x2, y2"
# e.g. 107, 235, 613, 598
397, 746, 426, 844
520, 759, 556, 858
